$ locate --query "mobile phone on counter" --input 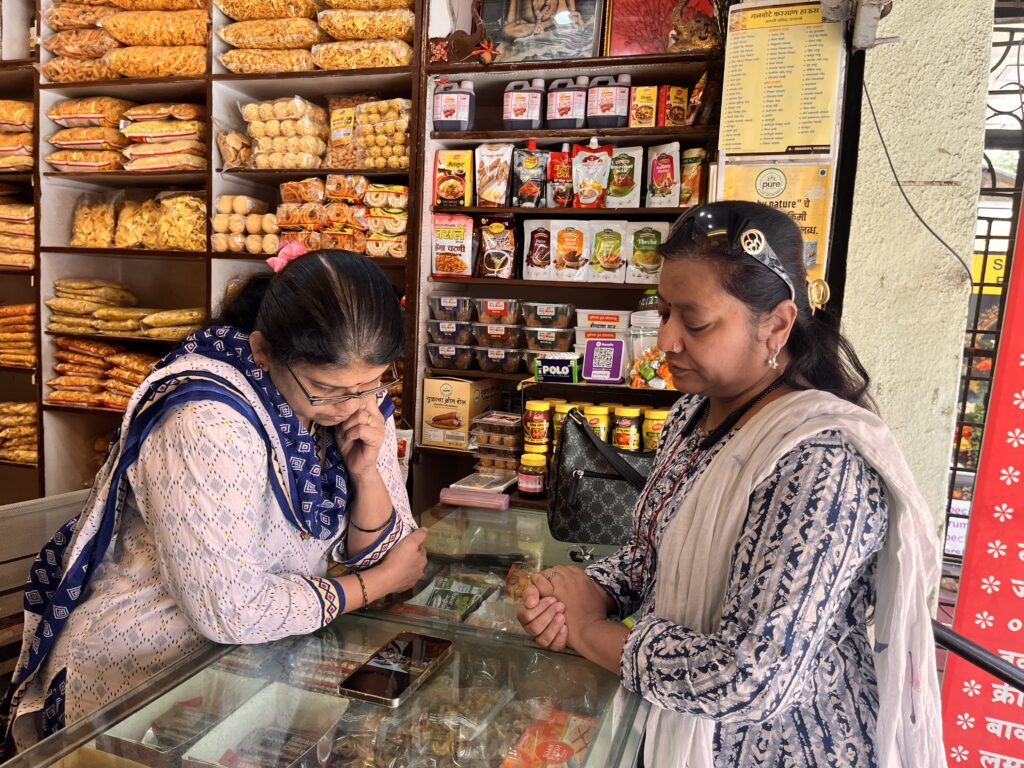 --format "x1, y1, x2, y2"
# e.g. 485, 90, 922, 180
337, 632, 453, 708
